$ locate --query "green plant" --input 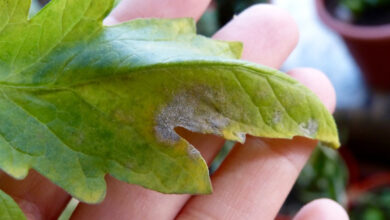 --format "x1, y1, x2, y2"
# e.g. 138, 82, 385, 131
339, 0, 390, 24
197, 0, 268, 36
296, 144, 348, 204
350, 188, 390, 220
216, 0, 268, 26
0, 0, 340, 218
280, 144, 348, 216
342, 0, 390, 14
